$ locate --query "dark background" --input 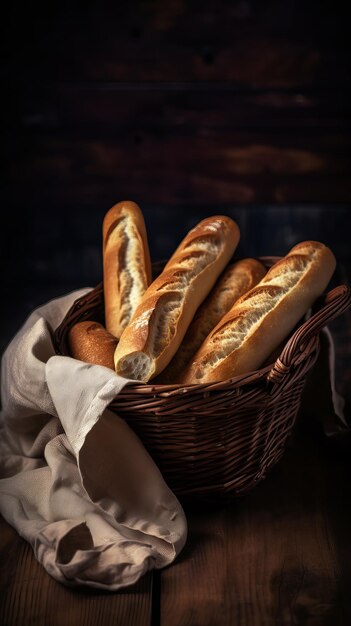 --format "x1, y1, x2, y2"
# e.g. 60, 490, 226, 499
1, 0, 350, 399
